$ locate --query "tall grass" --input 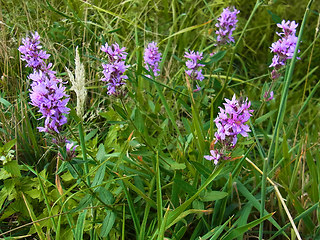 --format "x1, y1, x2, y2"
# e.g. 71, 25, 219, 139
0, 0, 320, 239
